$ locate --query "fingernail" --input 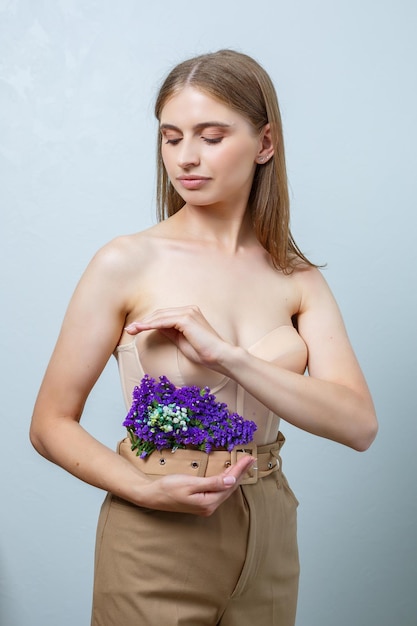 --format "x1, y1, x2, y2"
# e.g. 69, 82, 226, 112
223, 475, 236, 486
